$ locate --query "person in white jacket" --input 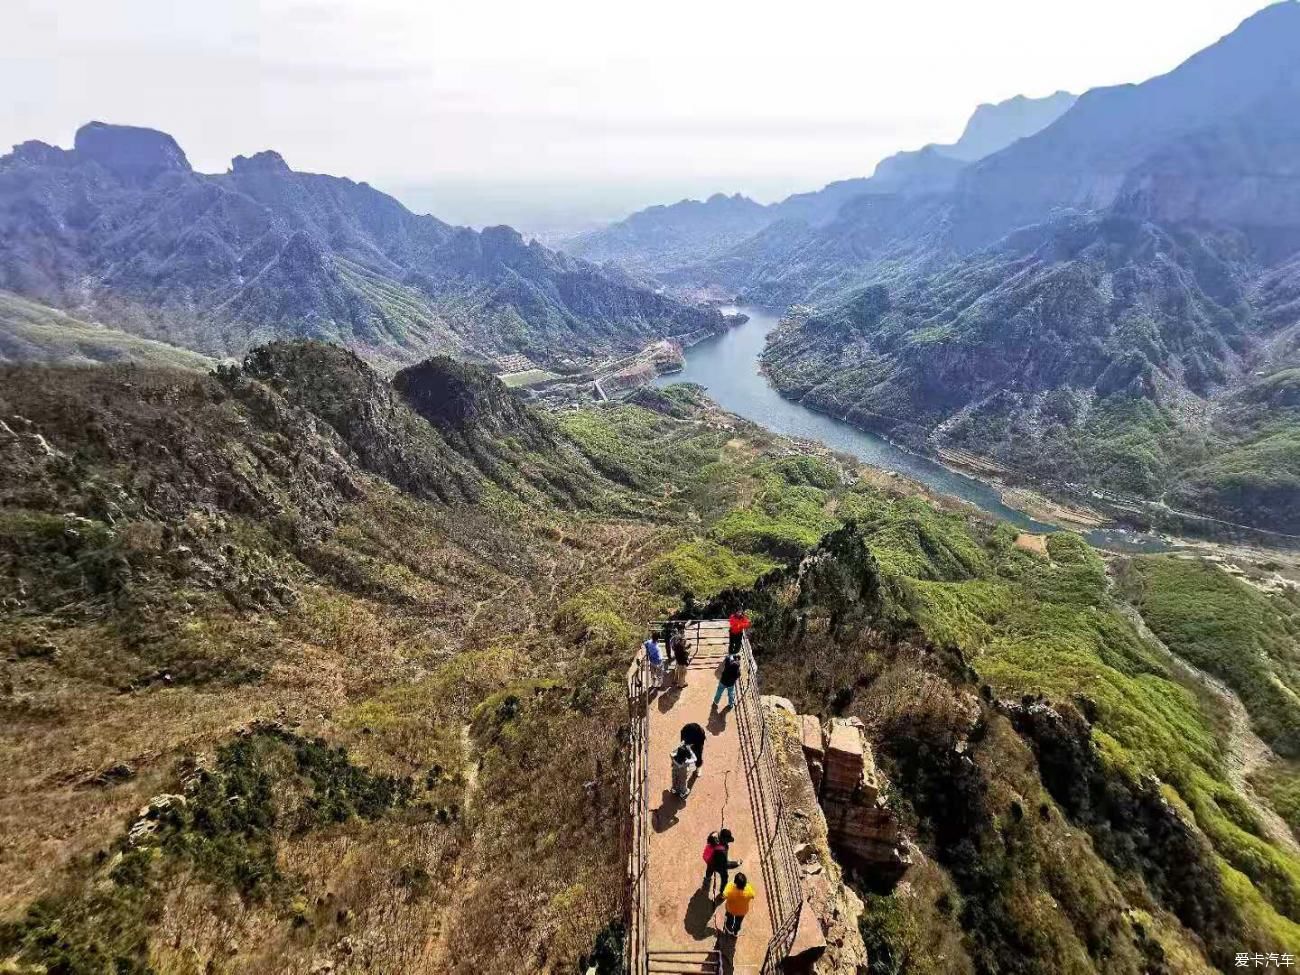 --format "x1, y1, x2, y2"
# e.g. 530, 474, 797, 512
670, 740, 698, 799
